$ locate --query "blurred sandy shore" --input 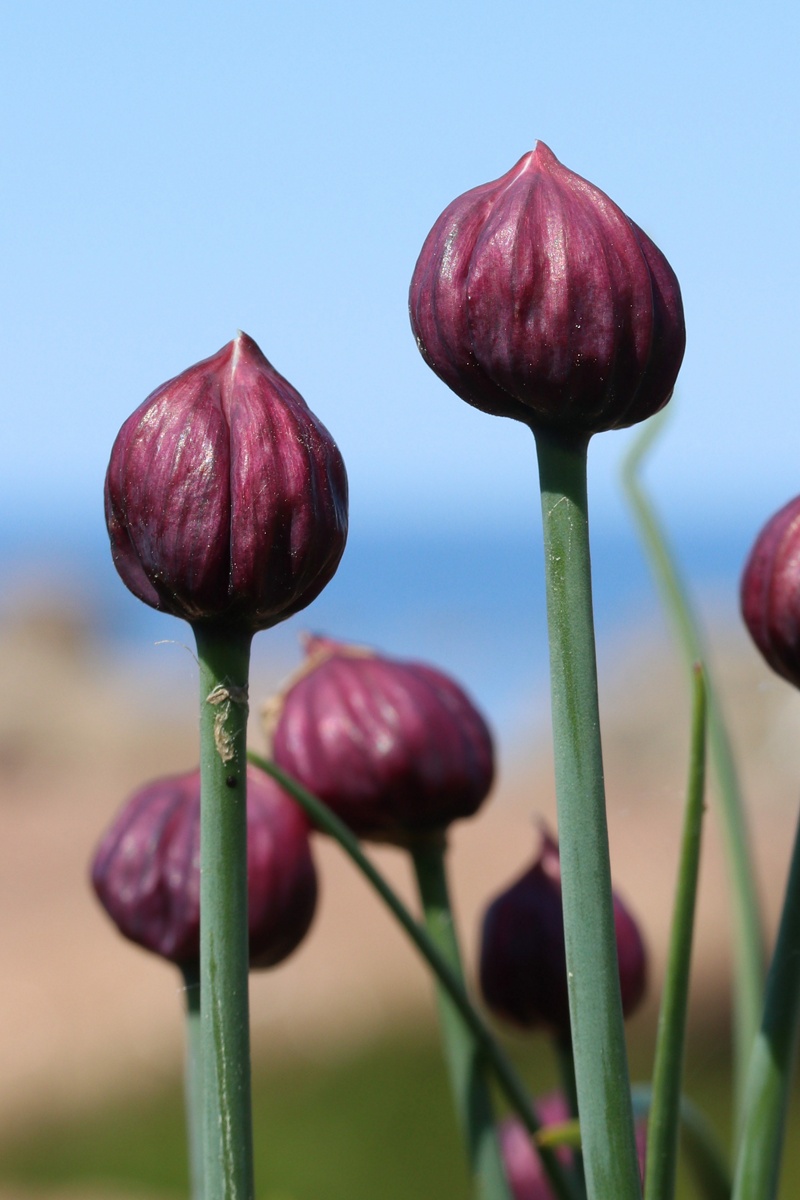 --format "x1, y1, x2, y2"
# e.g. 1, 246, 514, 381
2, 588, 800, 1148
